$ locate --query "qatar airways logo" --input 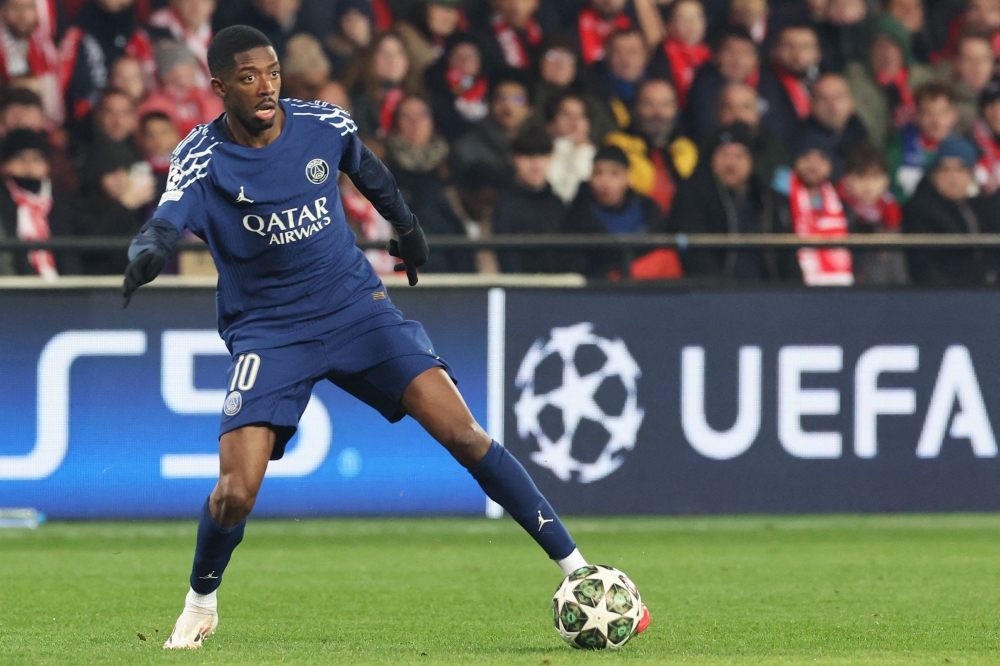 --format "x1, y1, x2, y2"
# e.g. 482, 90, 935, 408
242, 197, 332, 246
